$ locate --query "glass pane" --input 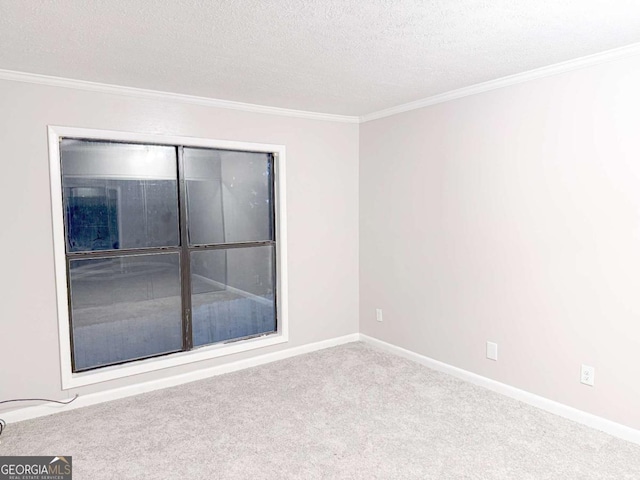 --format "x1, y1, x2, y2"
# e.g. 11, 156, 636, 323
61, 140, 179, 252
69, 253, 183, 371
191, 246, 276, 346
184, 148, 273, 245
